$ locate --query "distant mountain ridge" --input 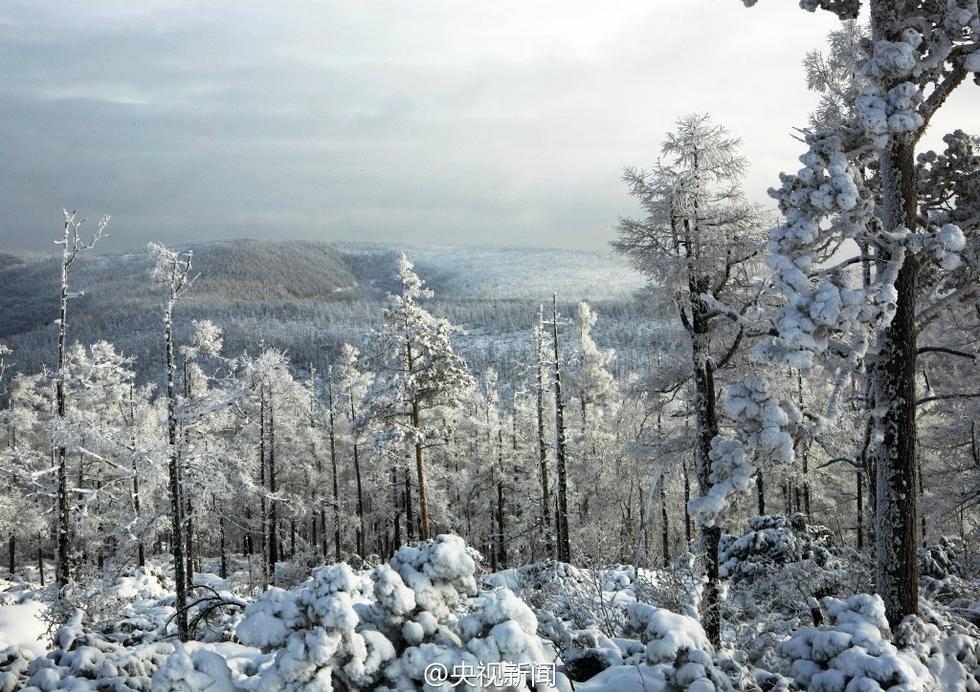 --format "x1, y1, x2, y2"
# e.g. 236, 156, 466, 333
0, 239, 649, 381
